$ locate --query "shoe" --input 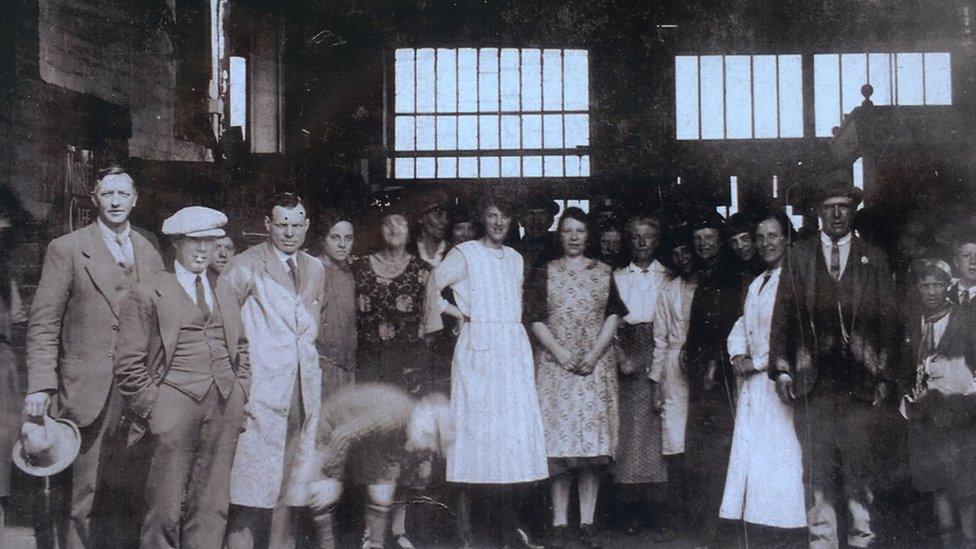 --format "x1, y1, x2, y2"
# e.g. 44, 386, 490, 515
547, 525, 571, 548
505, 527, 545, 549
579, 524, 602, 549
393, 534, 416, 549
